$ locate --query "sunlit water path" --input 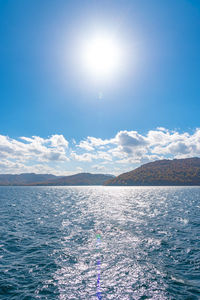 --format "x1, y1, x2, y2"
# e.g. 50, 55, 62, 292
0, 186, 199, 299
